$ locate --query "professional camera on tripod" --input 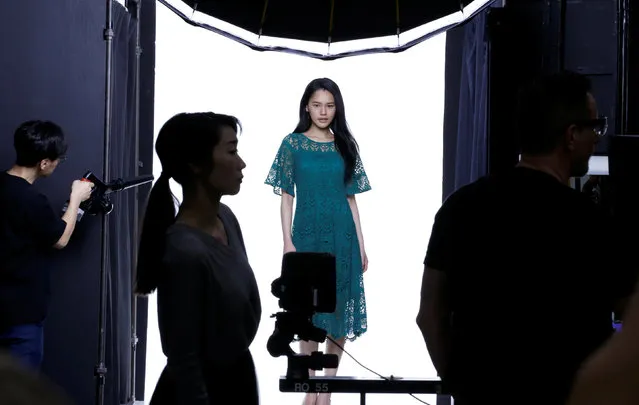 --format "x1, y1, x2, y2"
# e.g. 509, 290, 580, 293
267, 252, 446, 404
266, 252, 339, 379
